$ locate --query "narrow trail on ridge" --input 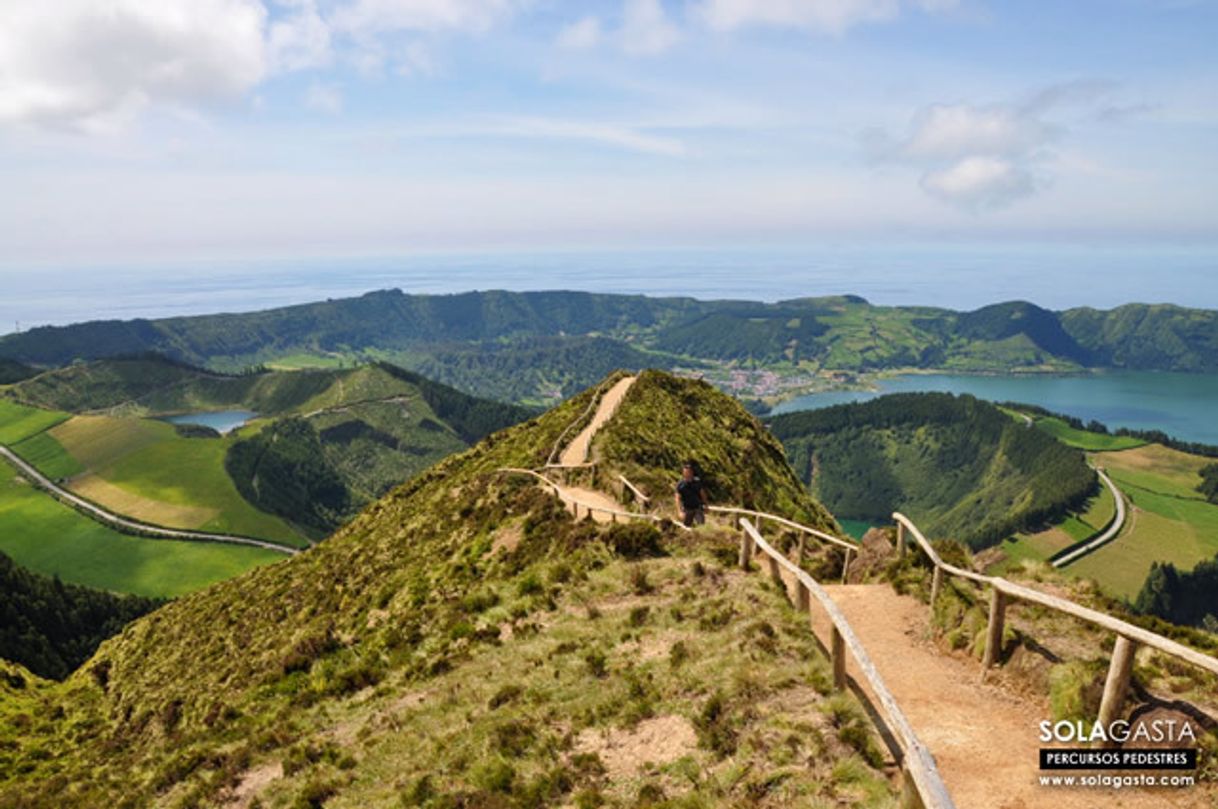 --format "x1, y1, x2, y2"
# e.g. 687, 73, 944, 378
558, 375, 637, 467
